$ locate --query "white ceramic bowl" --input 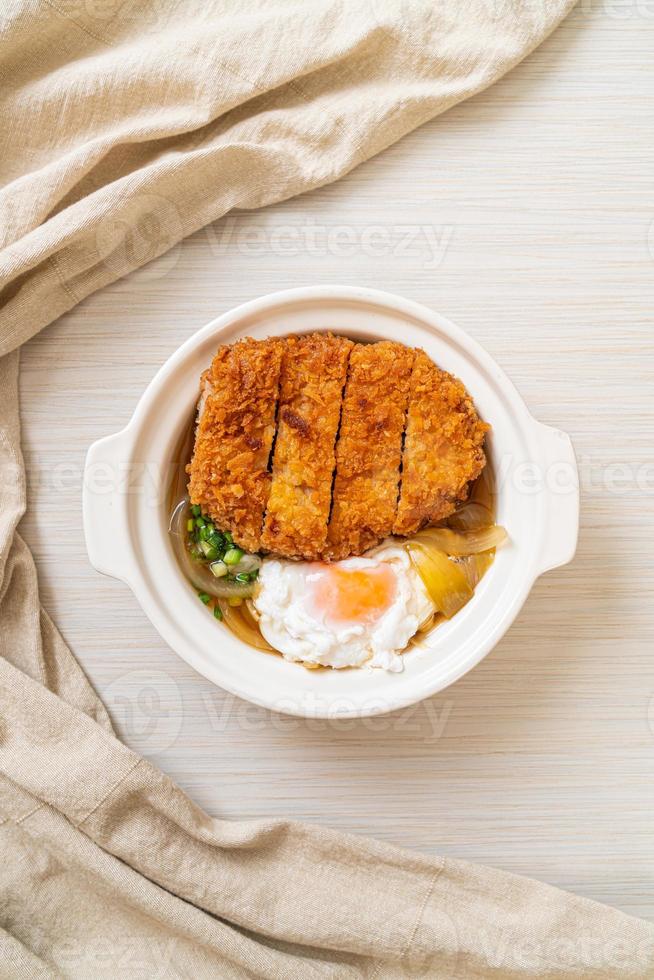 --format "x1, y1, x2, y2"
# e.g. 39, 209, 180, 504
83, 286, 579, 718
